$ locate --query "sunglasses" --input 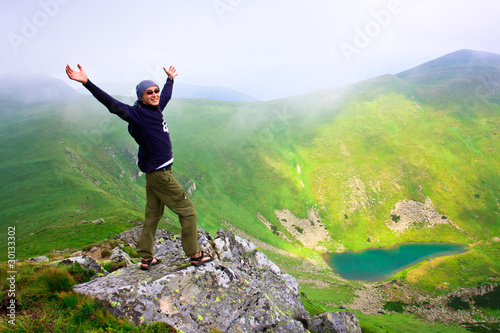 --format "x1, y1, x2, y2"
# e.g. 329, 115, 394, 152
145, 88, 160, 95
